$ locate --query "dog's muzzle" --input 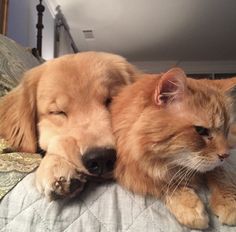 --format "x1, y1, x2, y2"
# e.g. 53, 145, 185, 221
82, 147, 116, 176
